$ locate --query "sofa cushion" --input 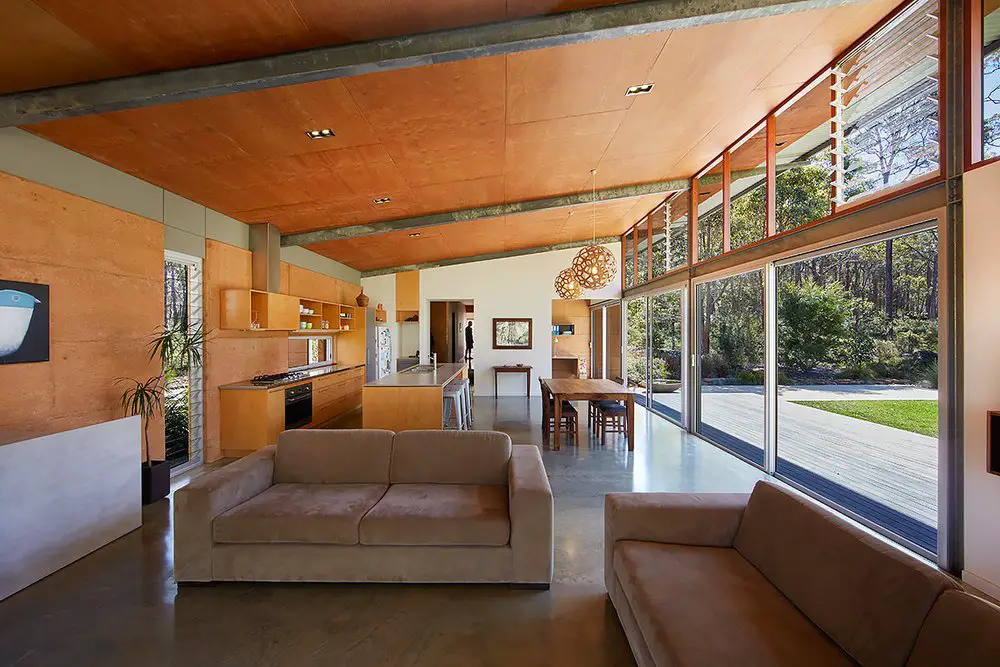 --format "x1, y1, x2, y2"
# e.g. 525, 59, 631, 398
274, 429, 393, 484
733, 481, 958, 667
906, 590, 1000, 667
360, 484, 510, 546
614, 541, 853, 667
213, 483, 387, 545
389, 430, 511, 485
